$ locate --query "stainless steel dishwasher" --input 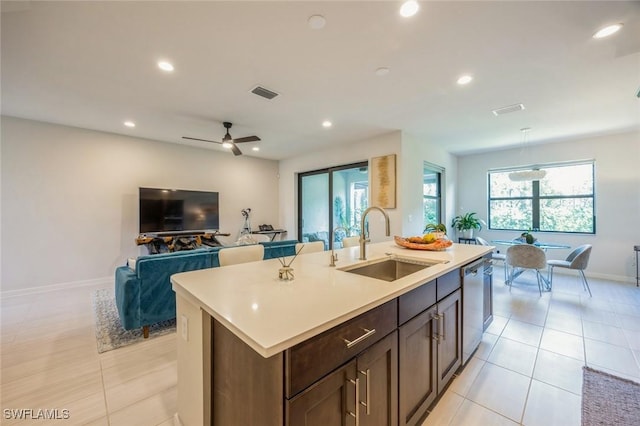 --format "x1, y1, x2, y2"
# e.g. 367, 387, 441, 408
461, 258, 485, 365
